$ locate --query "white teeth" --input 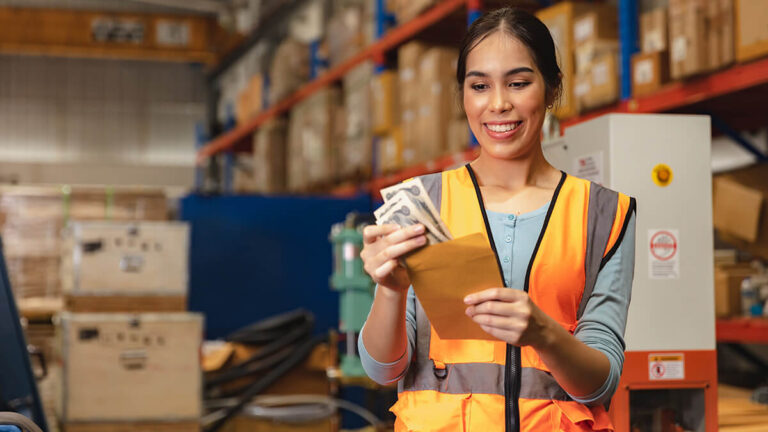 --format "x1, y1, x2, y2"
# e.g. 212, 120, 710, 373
486, 122, 520, 133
